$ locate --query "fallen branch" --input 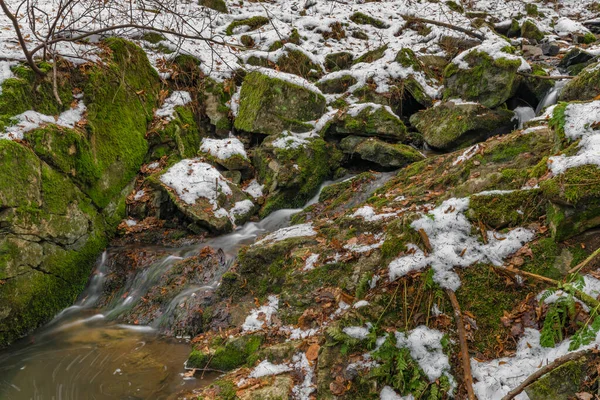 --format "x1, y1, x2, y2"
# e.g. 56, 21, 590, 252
500, 348, 592, 400
517, 72, 574, 80
501, 266, 600, 309
568, 247, 600, 275
401, 15, 485, 41
446, 289, 476, 400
